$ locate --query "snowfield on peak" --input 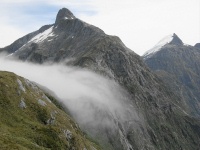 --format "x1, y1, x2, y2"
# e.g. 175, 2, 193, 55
28, 26, 55, 43
143, 34, 173, 59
